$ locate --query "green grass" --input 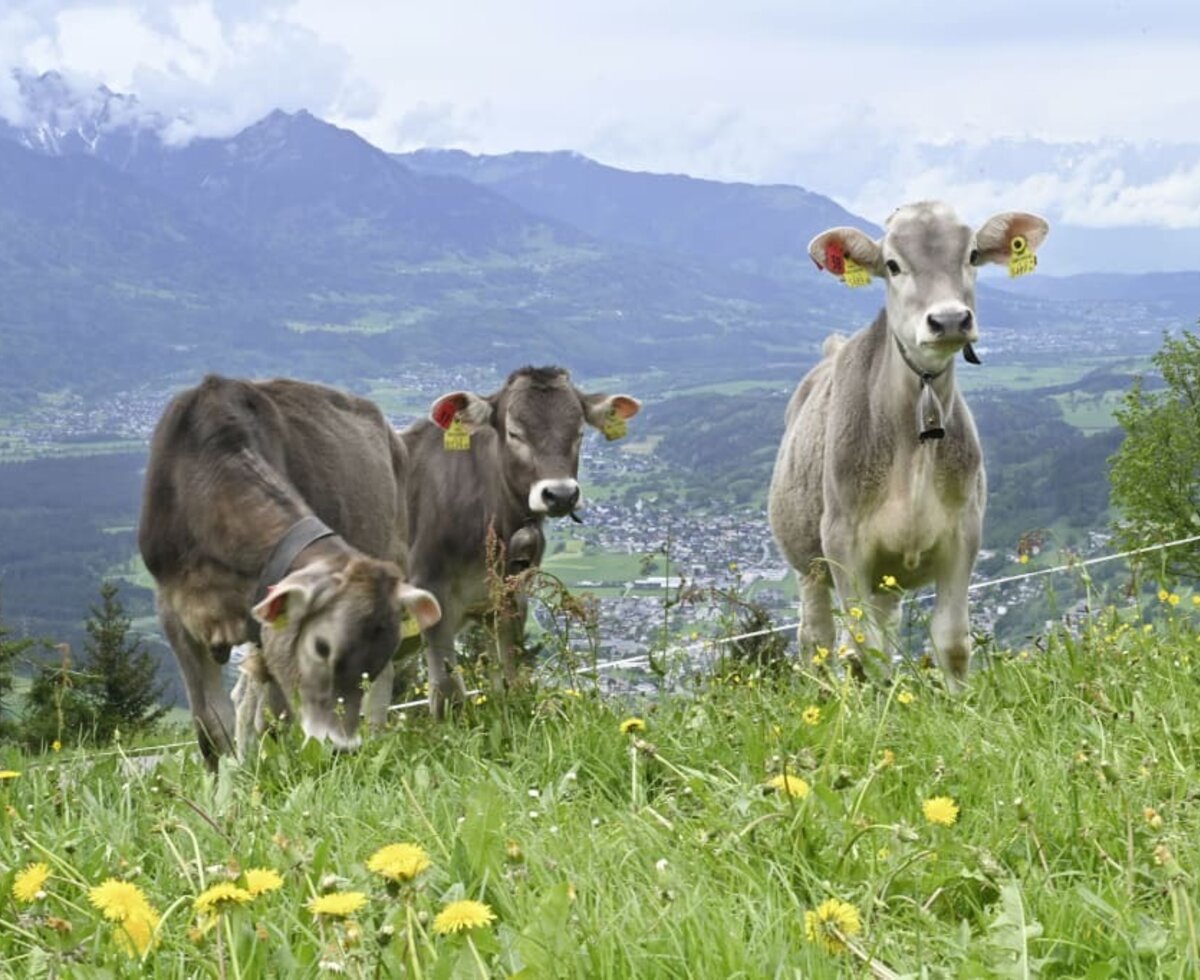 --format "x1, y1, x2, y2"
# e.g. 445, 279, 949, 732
2, 597, 1200, 976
